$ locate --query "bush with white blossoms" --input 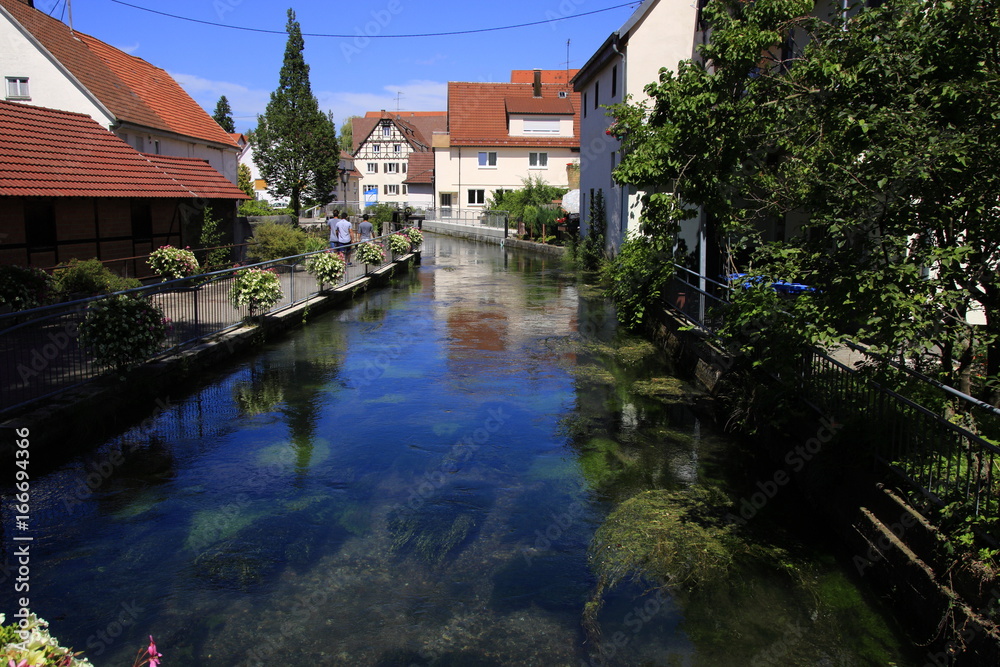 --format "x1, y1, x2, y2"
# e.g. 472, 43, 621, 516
0, 612, 93, 666
304, 250, 346, 286
79, 294, 168, 371
229, 267, 283, 318
387, 232, 411, 255
403, 226, 423, 248
355, 241, 385, 266
147, 245, 200, 281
